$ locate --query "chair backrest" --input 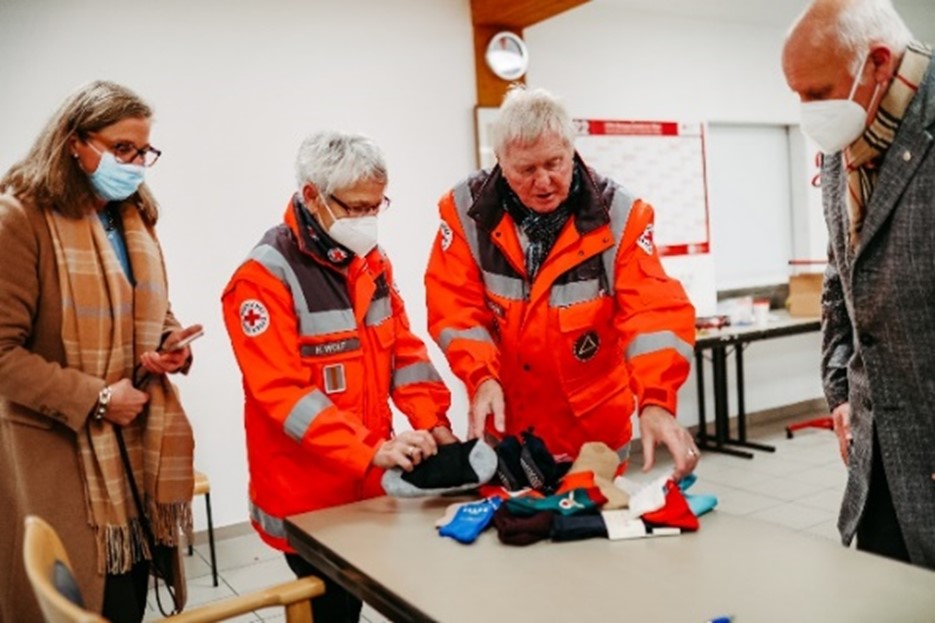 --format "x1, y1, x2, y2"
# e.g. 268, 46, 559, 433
22, 515, 107, 623
24, 514, 323, 623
